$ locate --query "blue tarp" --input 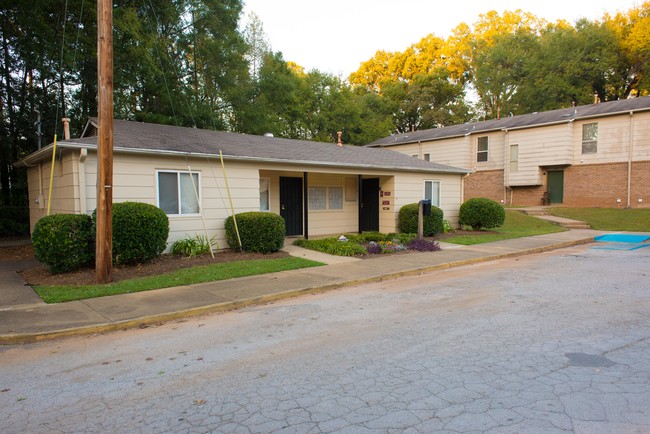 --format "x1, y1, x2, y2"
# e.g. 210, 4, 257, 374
594, 234, 650, 243
592, 233, 650, 250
